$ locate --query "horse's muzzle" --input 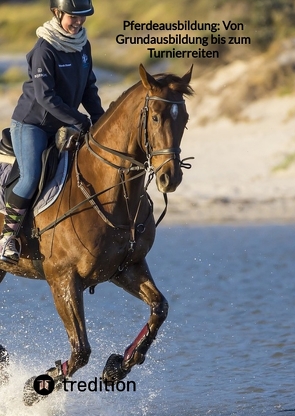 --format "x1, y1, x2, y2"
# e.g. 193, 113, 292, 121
156, 166, 183, 193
